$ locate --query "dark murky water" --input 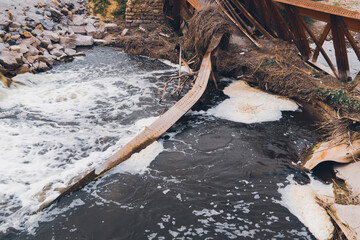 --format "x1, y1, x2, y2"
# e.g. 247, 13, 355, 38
2, 47, 320, 240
